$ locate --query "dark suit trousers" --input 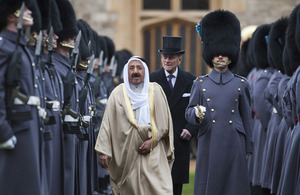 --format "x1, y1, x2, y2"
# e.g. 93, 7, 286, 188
173, 183, 183, 195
